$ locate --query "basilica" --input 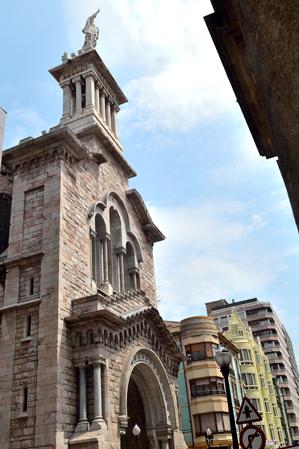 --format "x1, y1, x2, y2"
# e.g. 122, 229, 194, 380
0, 12, 187, 449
